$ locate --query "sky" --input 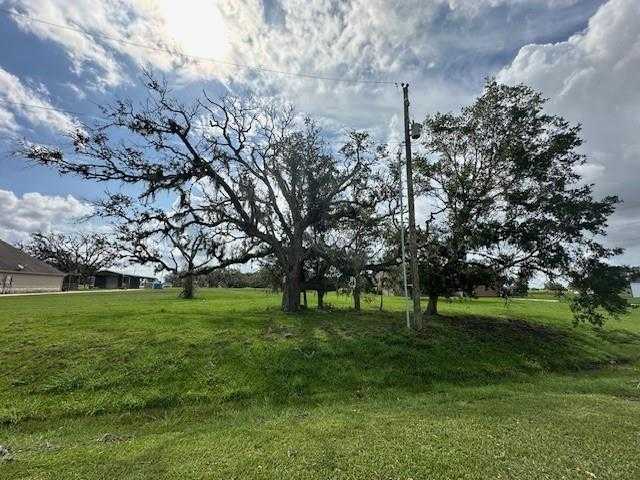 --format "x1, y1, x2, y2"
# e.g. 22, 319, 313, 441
0, 0, 639, 271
